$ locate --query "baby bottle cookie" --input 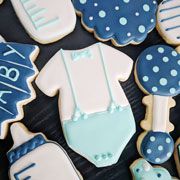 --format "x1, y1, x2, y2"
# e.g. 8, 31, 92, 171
157, 0, 180, 49
135, 45, 180, 164
0, 39, 39, 139
7, 123, 83, 180
174, 138, 180, 177
36, 43, 136, 167
10, 0, 76, 44
130, 158, 174, 180
72, 0, 157, 46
